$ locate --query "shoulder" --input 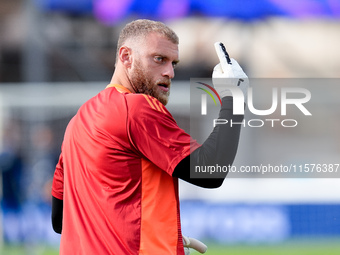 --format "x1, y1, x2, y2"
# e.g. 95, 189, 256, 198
125, 93, 171, 117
